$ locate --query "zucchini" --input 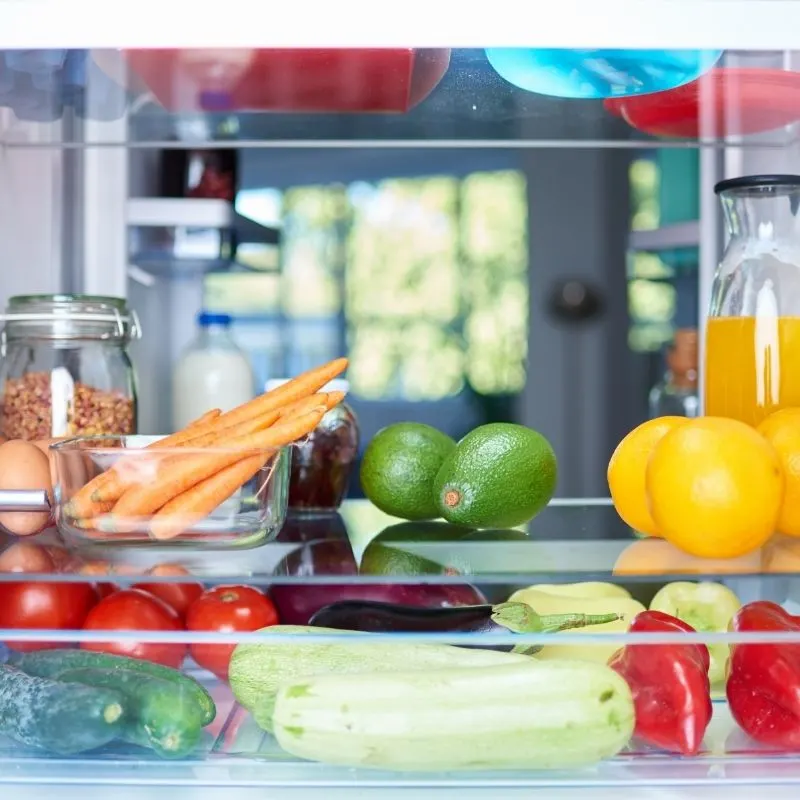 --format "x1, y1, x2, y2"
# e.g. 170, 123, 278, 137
8, 648, 215, 726
274, 661, 635, 771
0, 664, 125, 754
228, 625, 531, 731
58, 668, 205, 759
